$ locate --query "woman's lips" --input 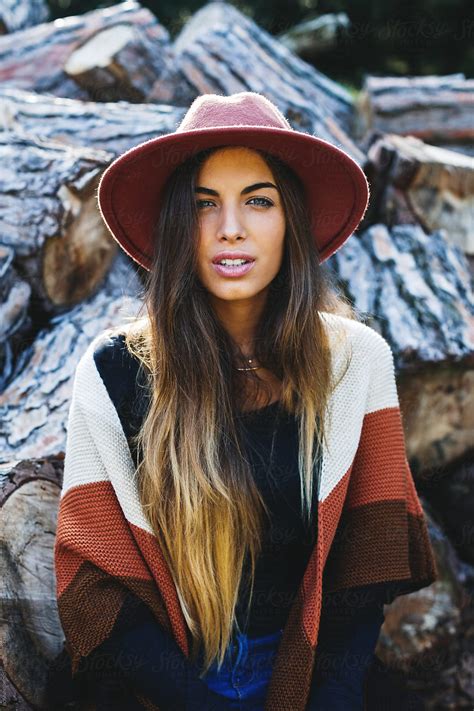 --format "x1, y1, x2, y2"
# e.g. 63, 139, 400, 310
211, 261, 255, 277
